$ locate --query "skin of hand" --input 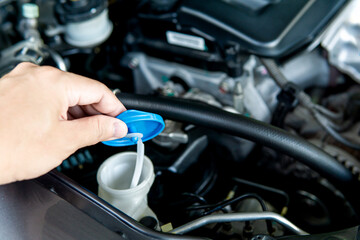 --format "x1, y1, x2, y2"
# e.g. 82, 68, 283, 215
0, 62, 128, 184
